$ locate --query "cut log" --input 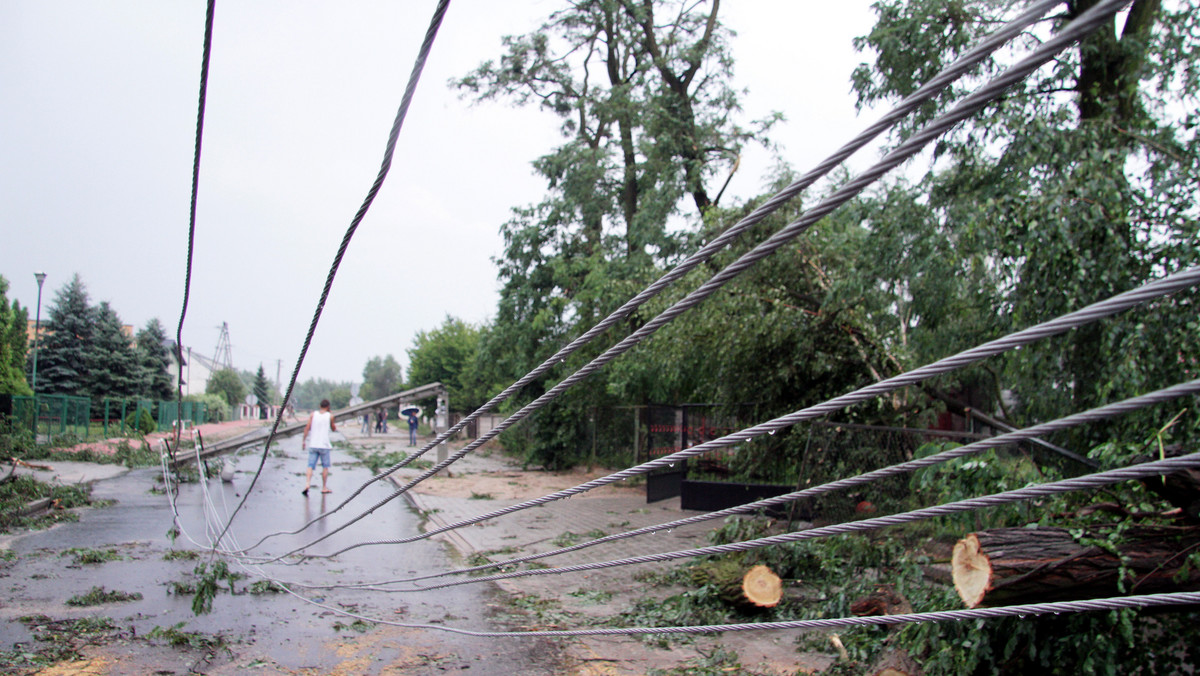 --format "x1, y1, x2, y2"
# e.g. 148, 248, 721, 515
953, 525, 1200, 608
691, 561, 783, 608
